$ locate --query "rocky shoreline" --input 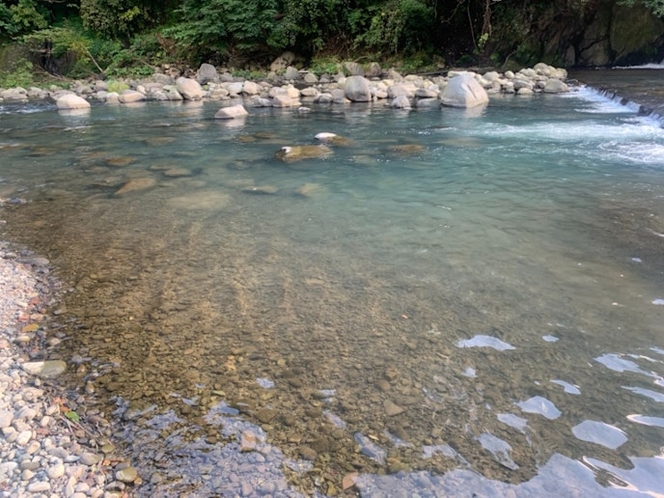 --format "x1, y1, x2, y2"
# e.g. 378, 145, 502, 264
0, 236, 138, 497
0, 61, 571, 111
